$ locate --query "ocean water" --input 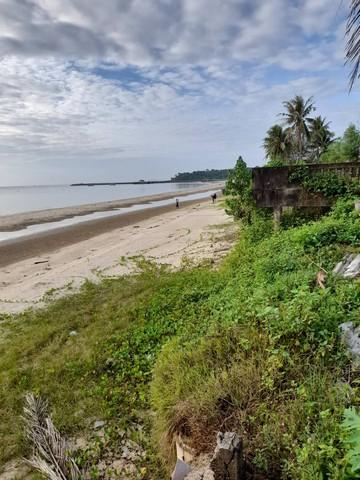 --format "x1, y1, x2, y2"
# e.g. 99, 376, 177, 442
0, 183, 208, 216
